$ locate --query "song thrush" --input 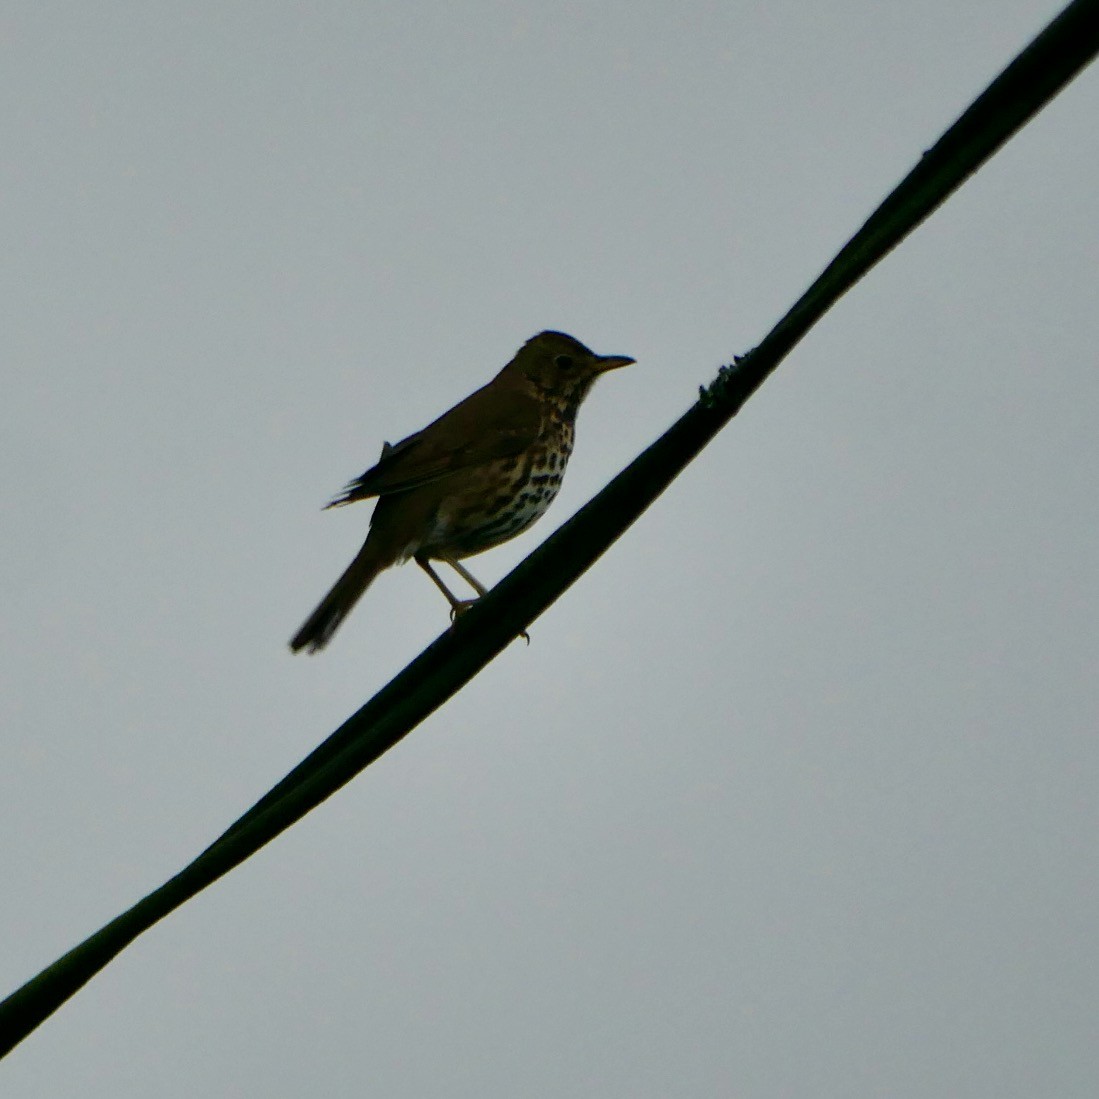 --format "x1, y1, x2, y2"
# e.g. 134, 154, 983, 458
290, 330, 634, 653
